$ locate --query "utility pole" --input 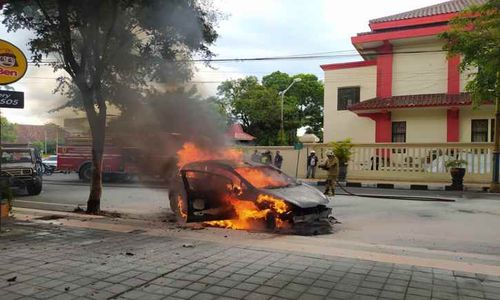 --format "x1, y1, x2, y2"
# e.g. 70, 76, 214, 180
44, 128, 47, 155
278, 78, 301, 145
